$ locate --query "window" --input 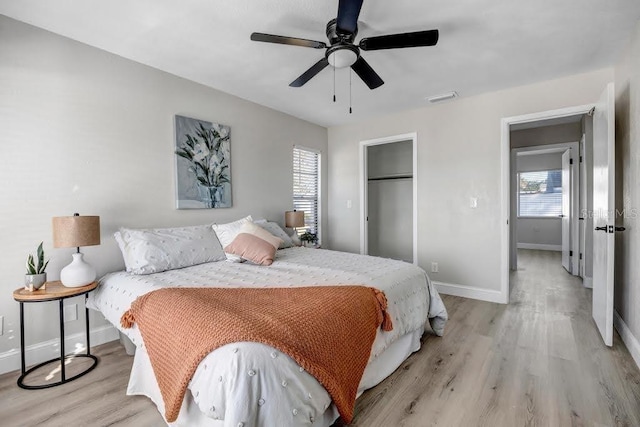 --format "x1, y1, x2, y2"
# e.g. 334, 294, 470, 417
293, 146, 320, 238
518, 170, 563, 217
